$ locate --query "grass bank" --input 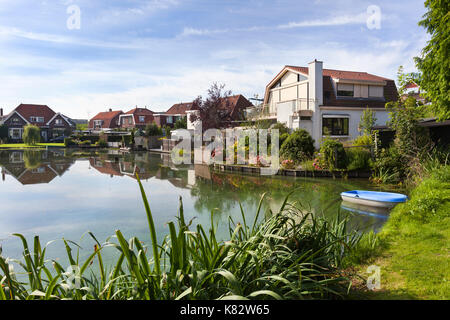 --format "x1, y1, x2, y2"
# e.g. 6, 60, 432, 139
349, 165, 450, 299
0, 179, 364, 300
0, 143, 65, 149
